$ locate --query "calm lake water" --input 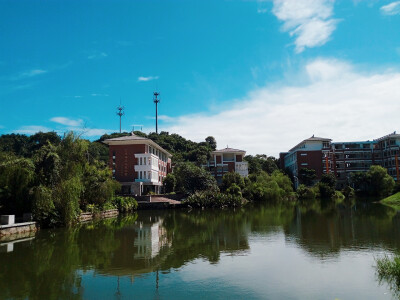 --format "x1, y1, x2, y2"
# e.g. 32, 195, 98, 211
1, 201, 400, 300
